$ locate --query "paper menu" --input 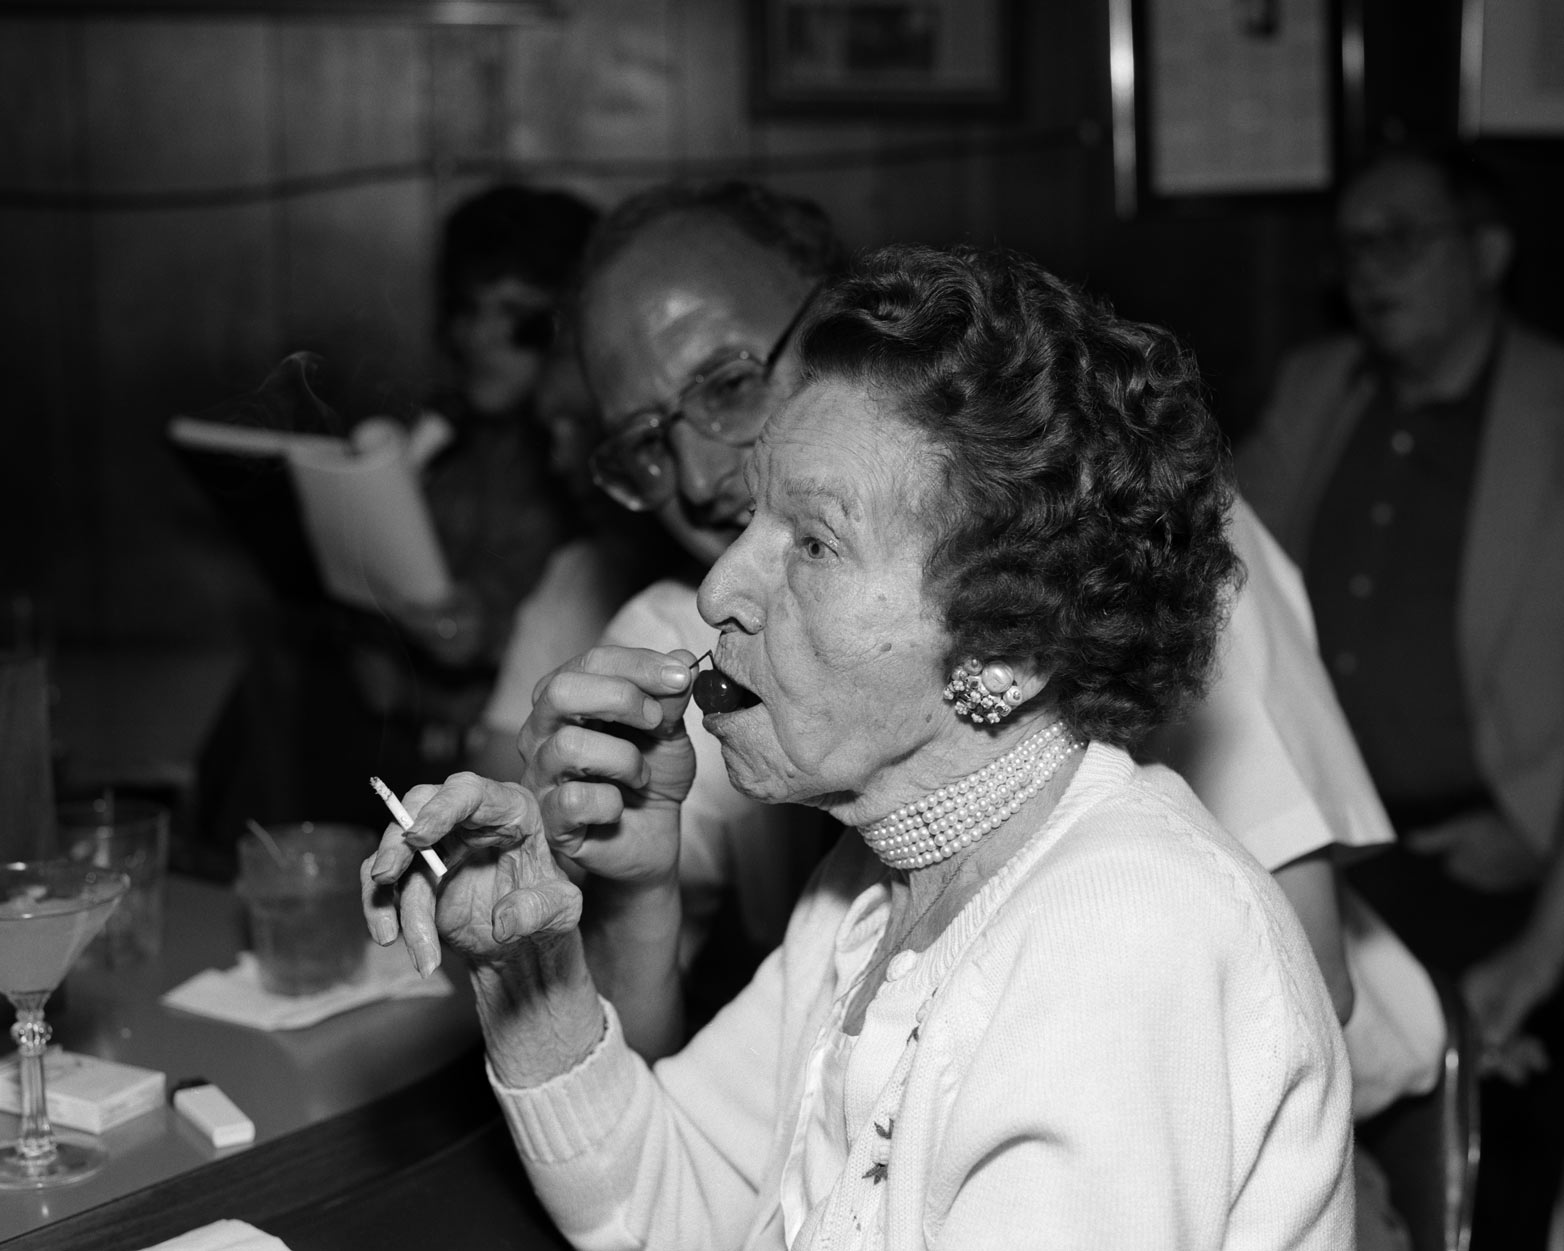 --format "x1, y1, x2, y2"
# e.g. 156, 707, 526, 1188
285, 431, 453, 612
166, 417, 340, 460
138, 1220, 292, 1250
